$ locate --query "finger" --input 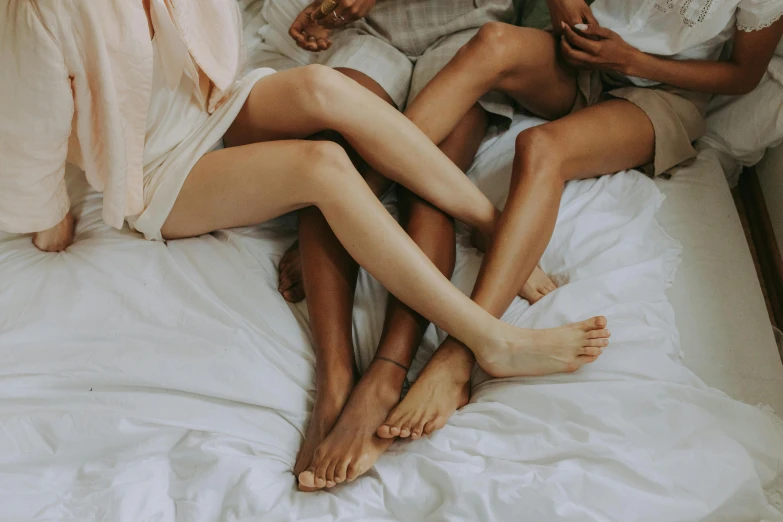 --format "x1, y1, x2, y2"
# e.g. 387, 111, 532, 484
563, 24, 599, 54
331, 2, 358, 24
561, 35, 595, 65
317, 38, 331, 51
311, 0, 339, 21
580, 24, 615, 40
289, 23, 307, 44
